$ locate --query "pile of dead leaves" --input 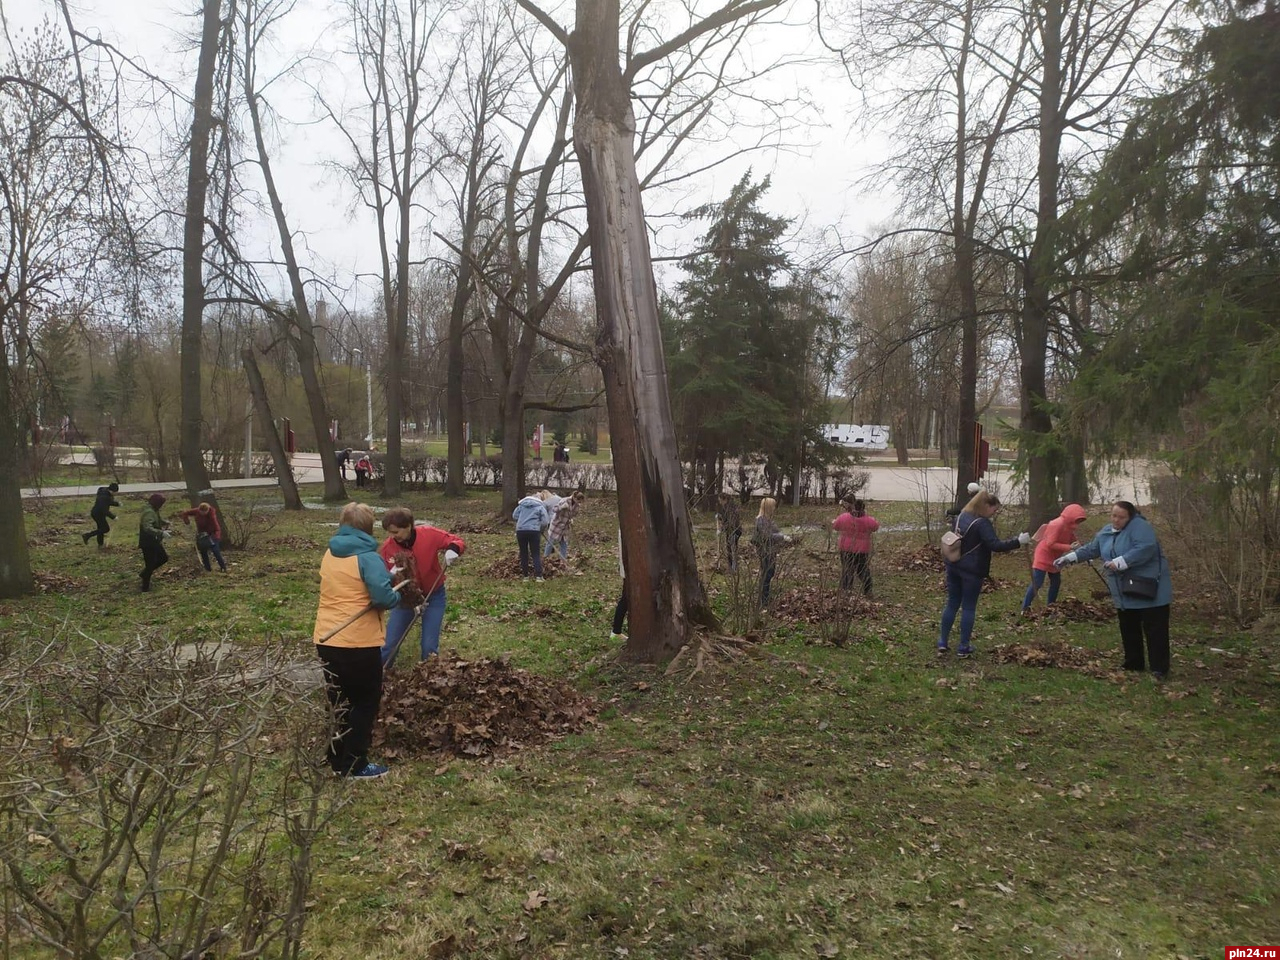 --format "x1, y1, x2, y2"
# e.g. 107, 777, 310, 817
886, 546, 945, 573
770, 586, 880, 625
32, 571, 88, 594
1022, 597, 1113, 622
481, 554, 572, 581
375, 652, 598, 760
989, 639, 1119, 679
